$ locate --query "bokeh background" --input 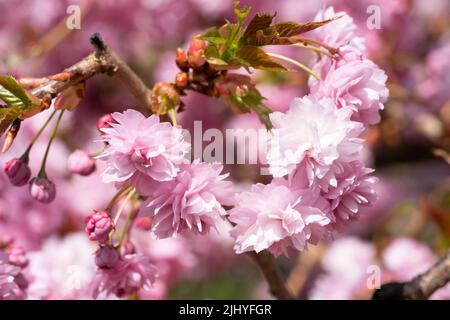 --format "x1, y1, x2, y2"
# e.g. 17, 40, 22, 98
1, 0, 450, 299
